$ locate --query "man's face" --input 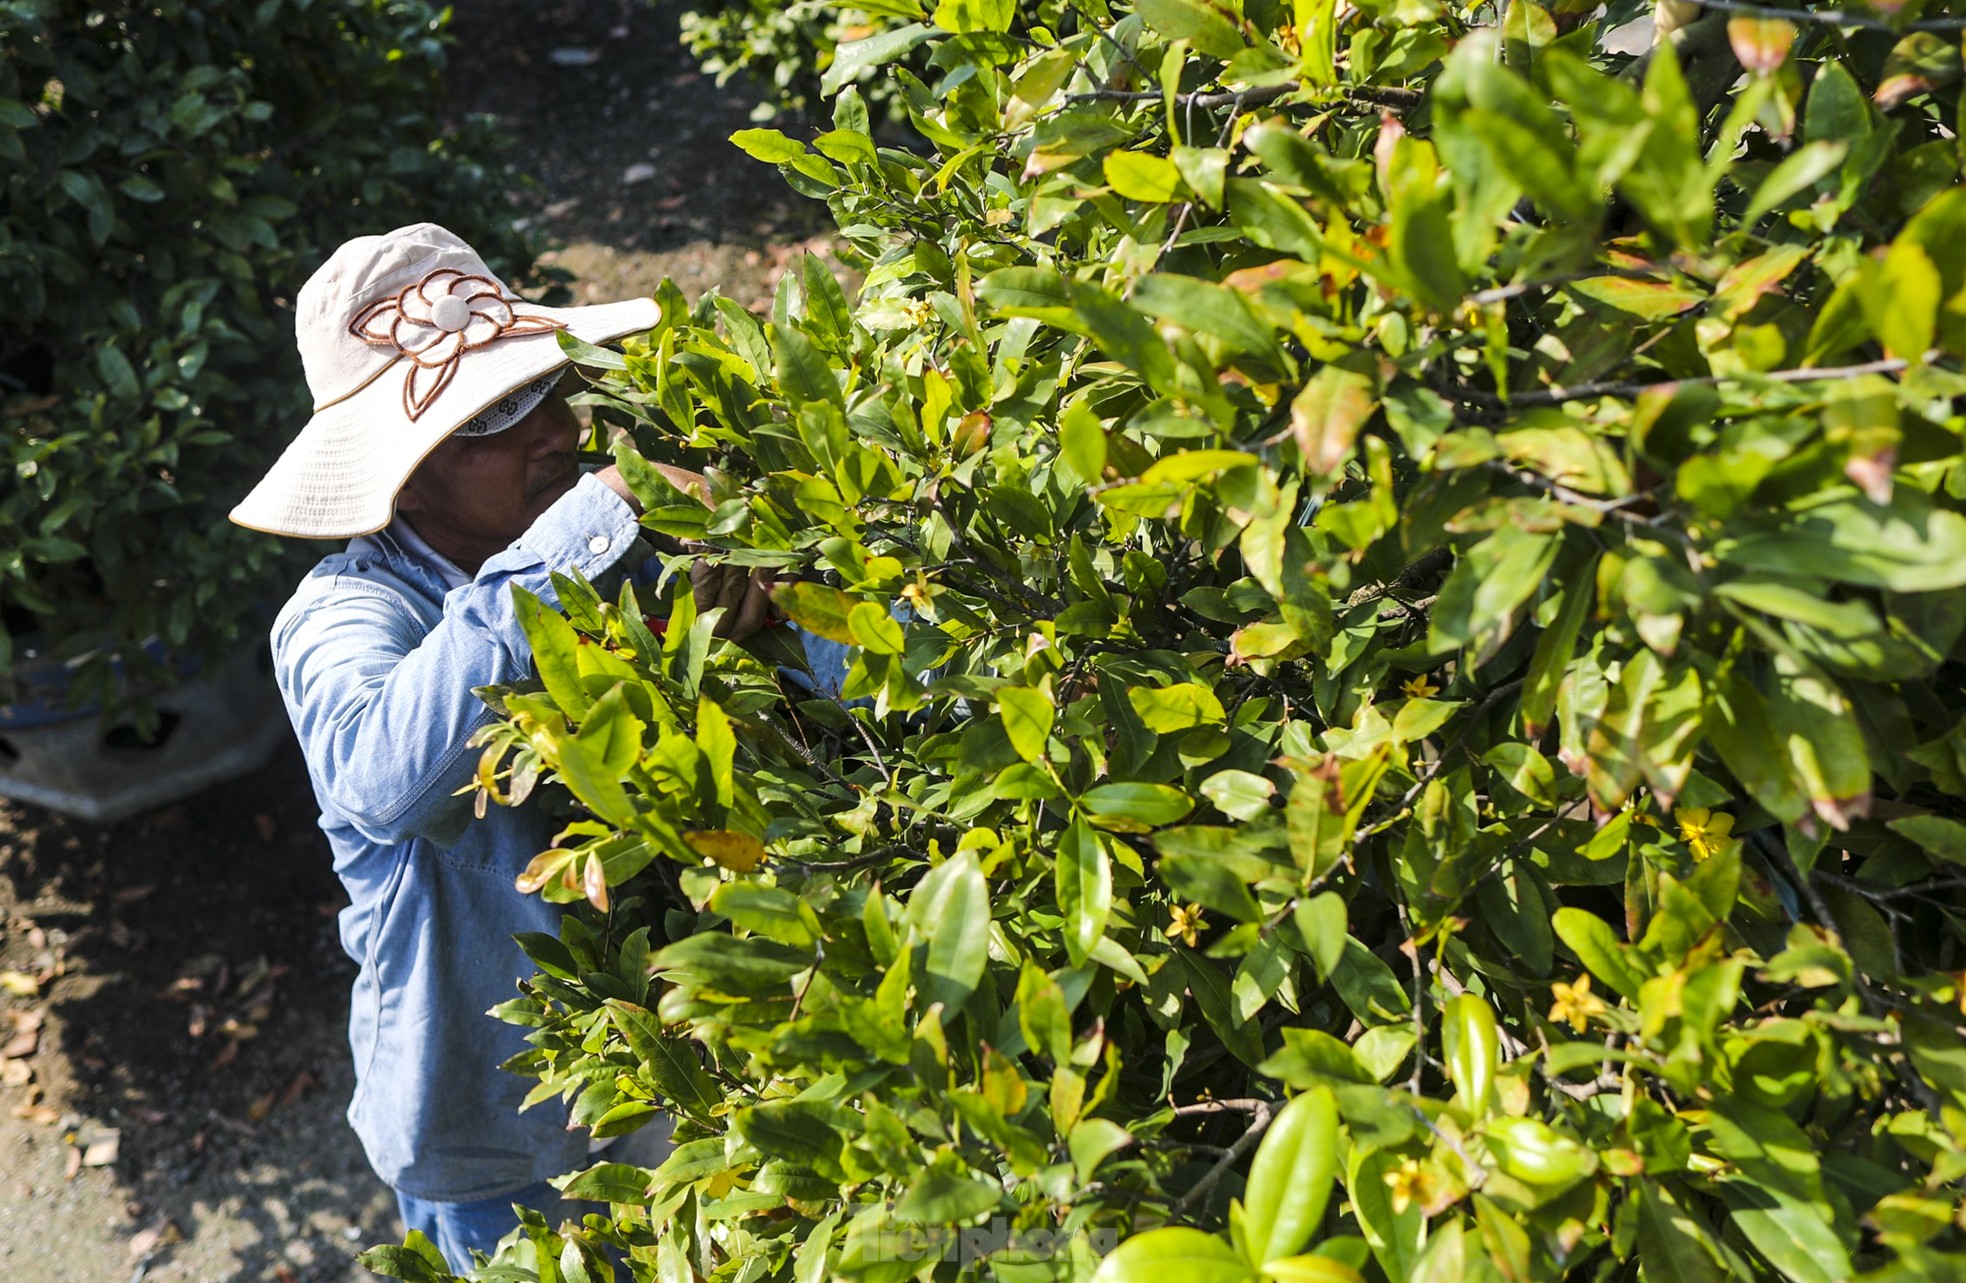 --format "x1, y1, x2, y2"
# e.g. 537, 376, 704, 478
394, 382, 582, 571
